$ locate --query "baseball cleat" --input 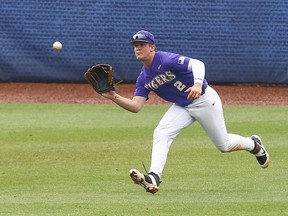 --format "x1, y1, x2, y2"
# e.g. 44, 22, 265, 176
129, 169, 160, 194
250, 135, 269, 168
